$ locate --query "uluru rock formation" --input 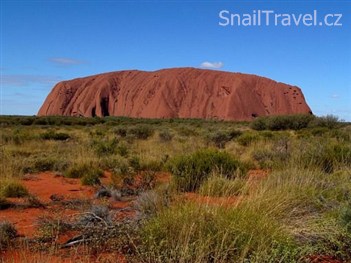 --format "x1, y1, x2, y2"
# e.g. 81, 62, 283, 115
38, 68, 312, 120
